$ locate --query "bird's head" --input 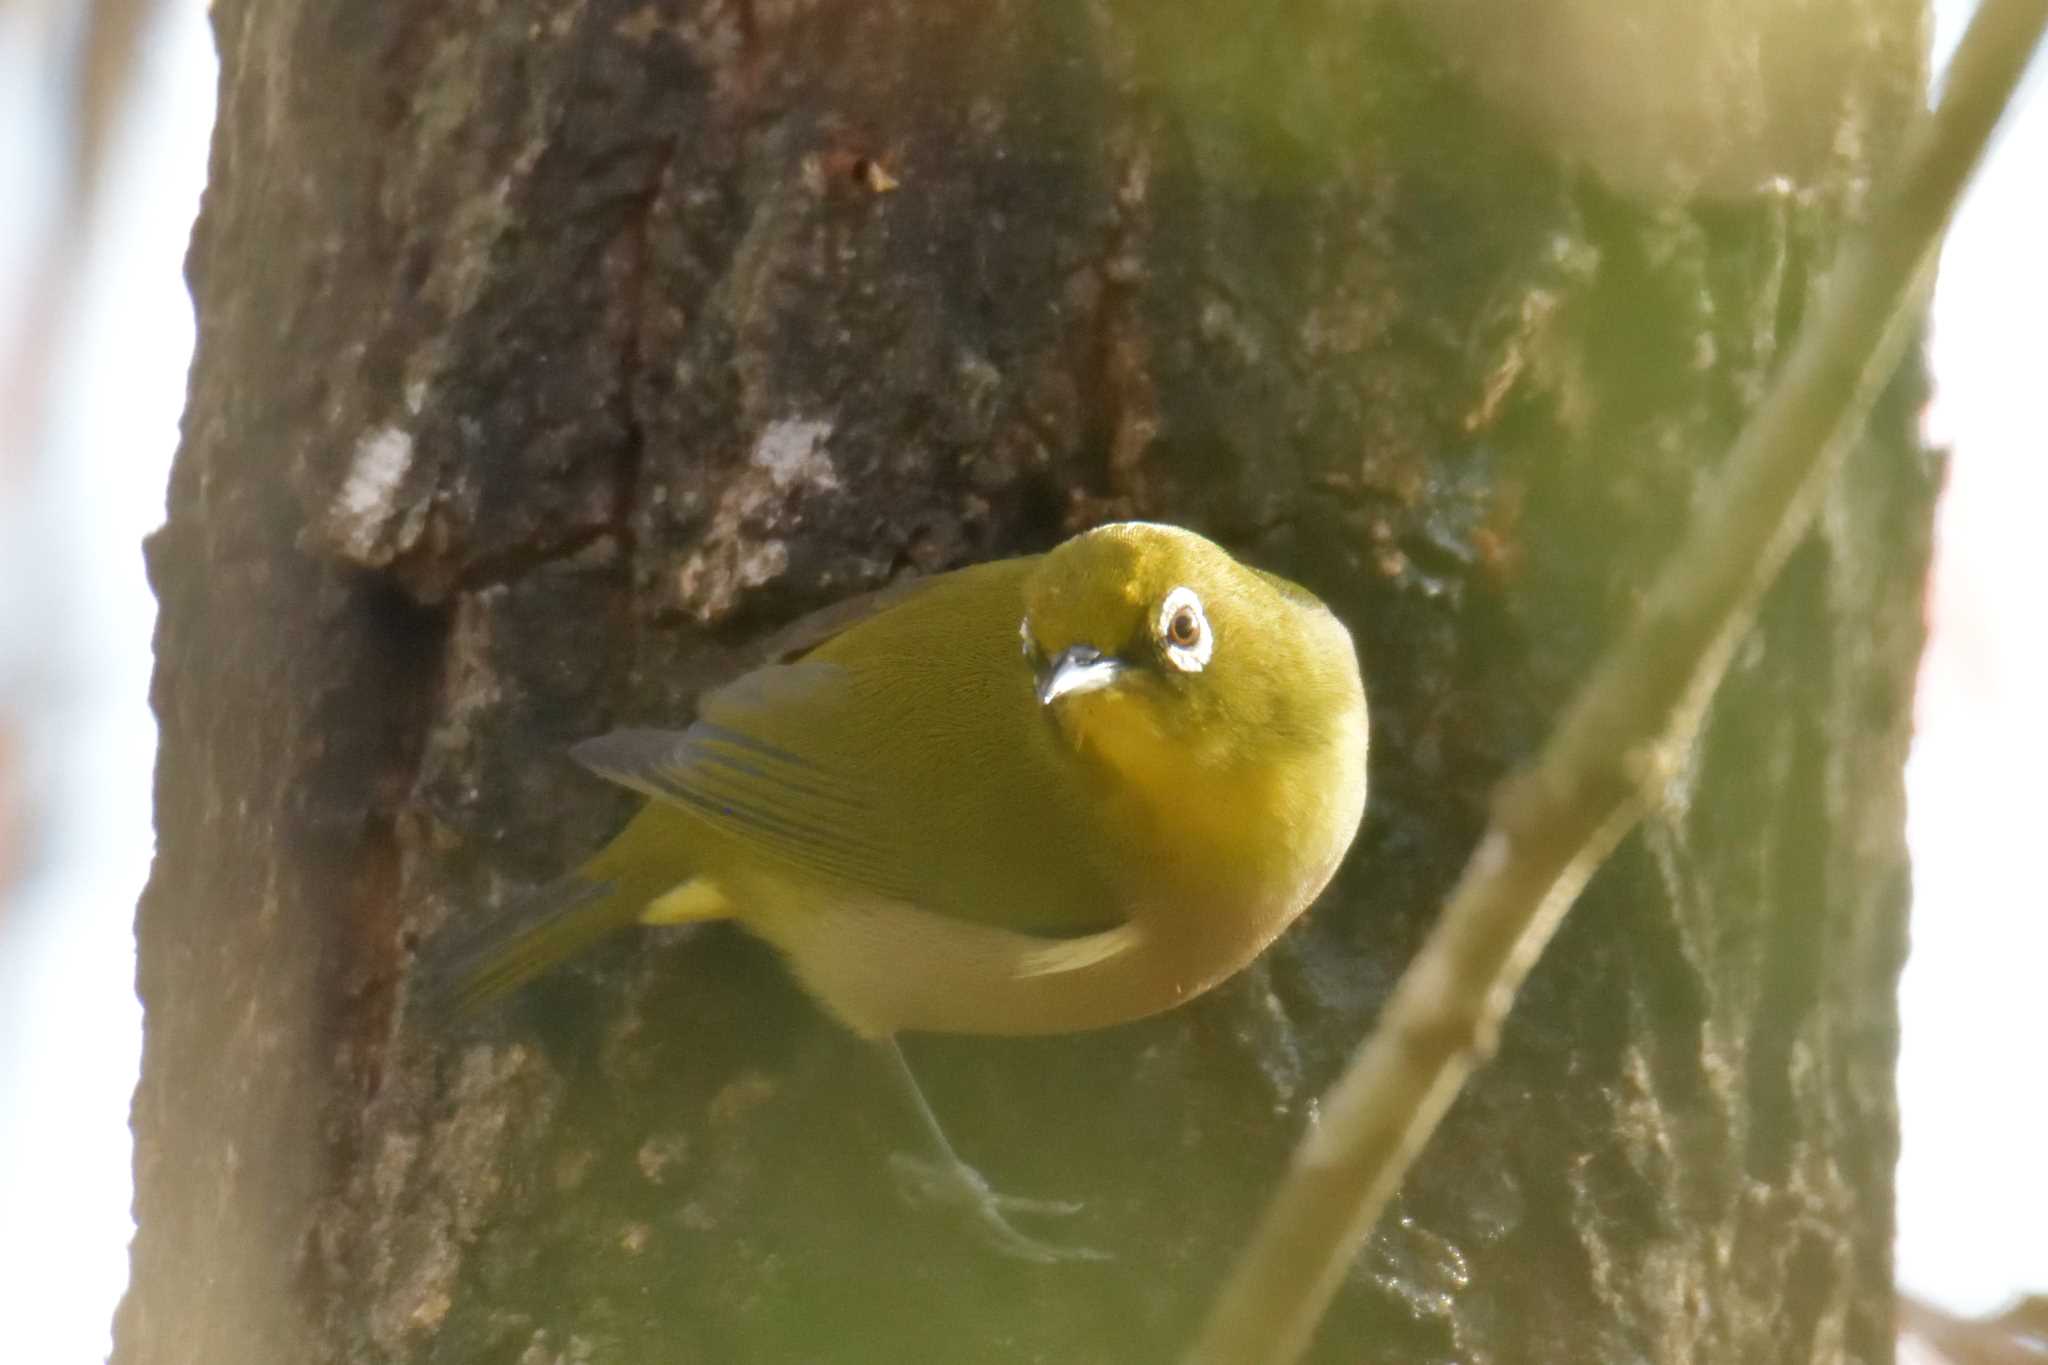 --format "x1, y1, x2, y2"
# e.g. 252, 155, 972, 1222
1018, 522, 1363, 784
